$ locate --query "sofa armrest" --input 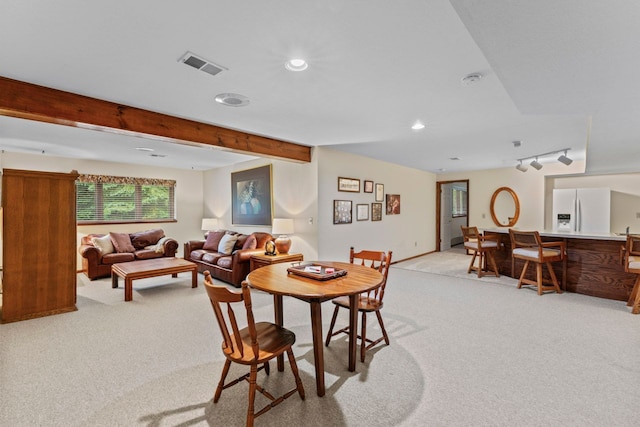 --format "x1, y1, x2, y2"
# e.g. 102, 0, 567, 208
162, 238, 179, 257
234, 248, 265, 264
184, 240, 205, 260
79, 244, 101, 262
